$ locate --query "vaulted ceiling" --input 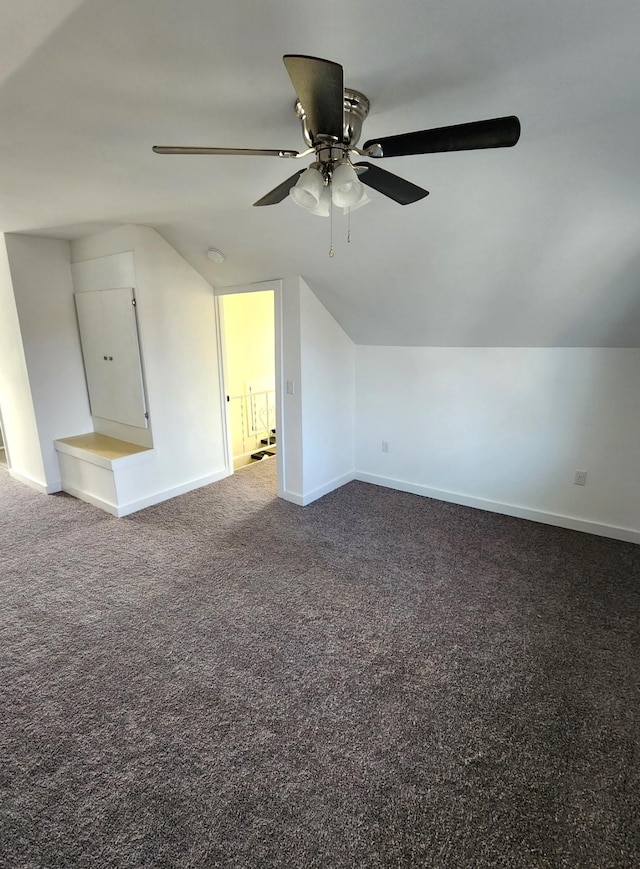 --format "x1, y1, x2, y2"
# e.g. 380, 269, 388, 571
2, 0, 640, 346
